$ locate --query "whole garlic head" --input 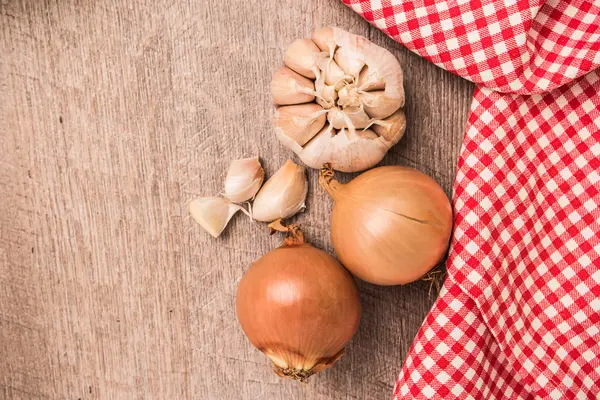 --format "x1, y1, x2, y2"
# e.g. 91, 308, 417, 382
224, 157, 265, 203
272, 27, 406, 172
